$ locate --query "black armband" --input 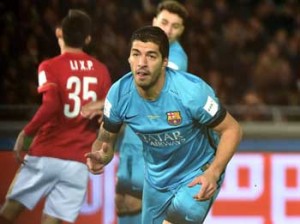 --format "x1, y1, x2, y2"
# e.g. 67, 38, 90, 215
207, 105, 227, 128
103, 116, 122, 133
